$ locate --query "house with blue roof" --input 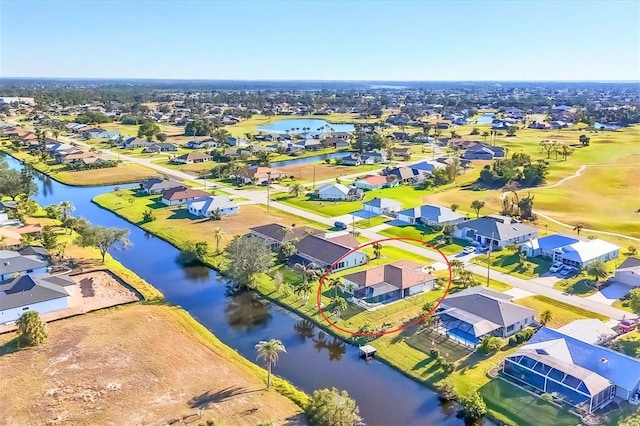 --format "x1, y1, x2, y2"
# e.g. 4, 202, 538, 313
520, 234, 580, 258
520, 234, 619, 268
397, 204, 467, 227
504, 326, 640, 413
